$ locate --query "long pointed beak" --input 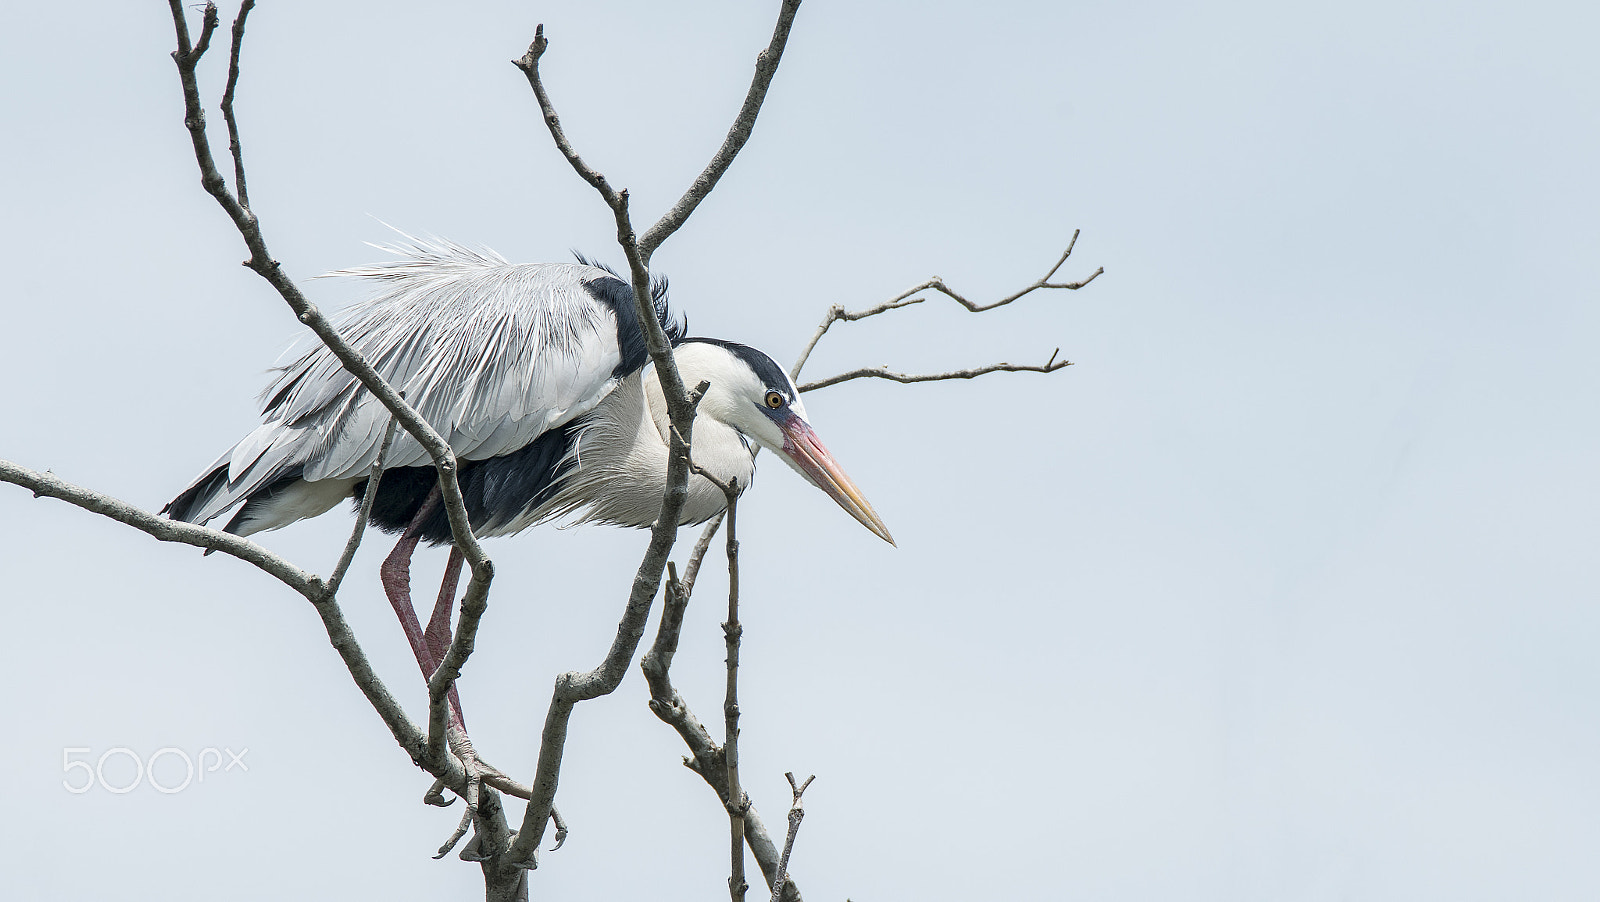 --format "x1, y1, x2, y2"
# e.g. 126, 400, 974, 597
777, 415, 895, 545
